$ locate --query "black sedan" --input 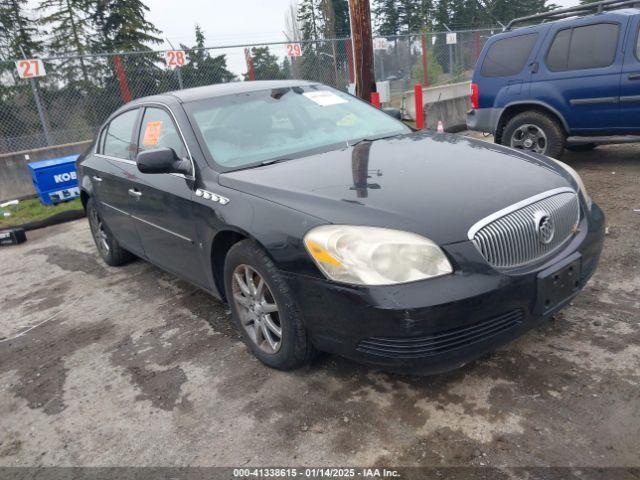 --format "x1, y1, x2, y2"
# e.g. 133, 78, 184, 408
77, 80, 605, 374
